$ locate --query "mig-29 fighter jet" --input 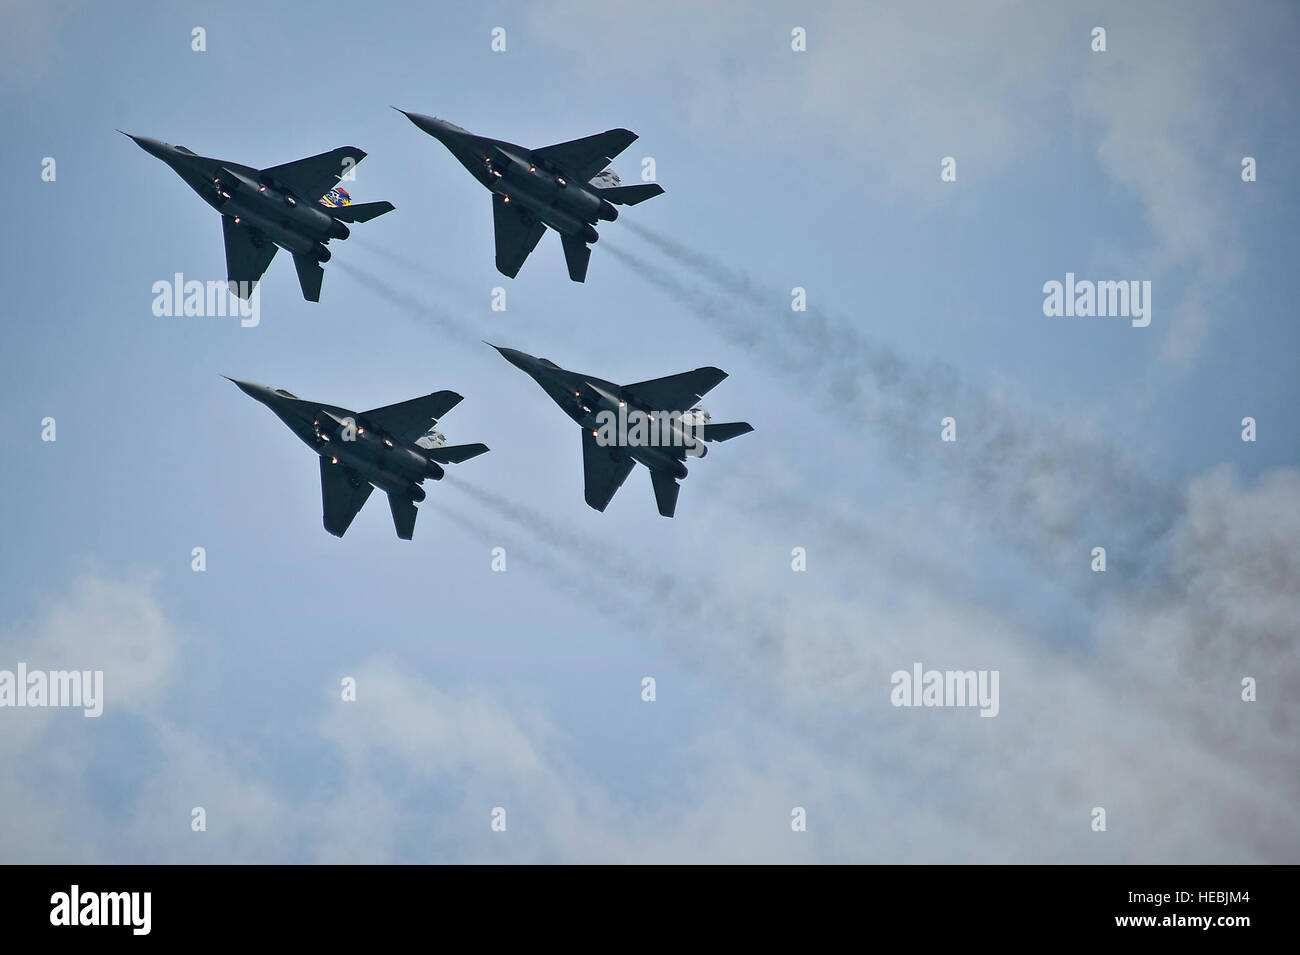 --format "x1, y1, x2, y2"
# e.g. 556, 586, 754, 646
395, 110, 663, 282
123, 133, 394, 301
489, 346, 752, 517
227, 379, 488, 539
